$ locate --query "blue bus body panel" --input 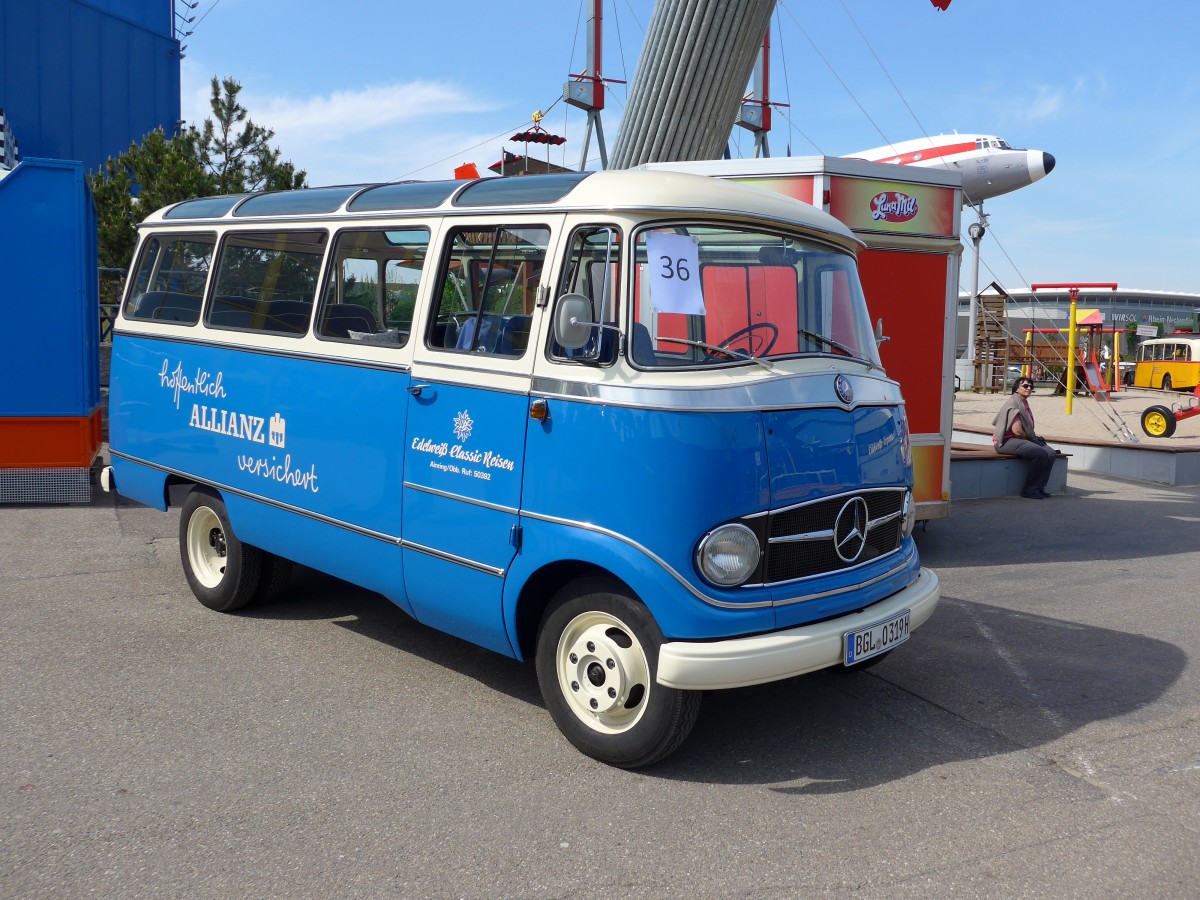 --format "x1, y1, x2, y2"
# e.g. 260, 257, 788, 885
111, 334, 918, 655
220, 493, 412, 614
109, 334, 411, 604
521, 398, 767, 589
514, 396, 916, 641
764, 405, 908, 504
401, 380, 530, 655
